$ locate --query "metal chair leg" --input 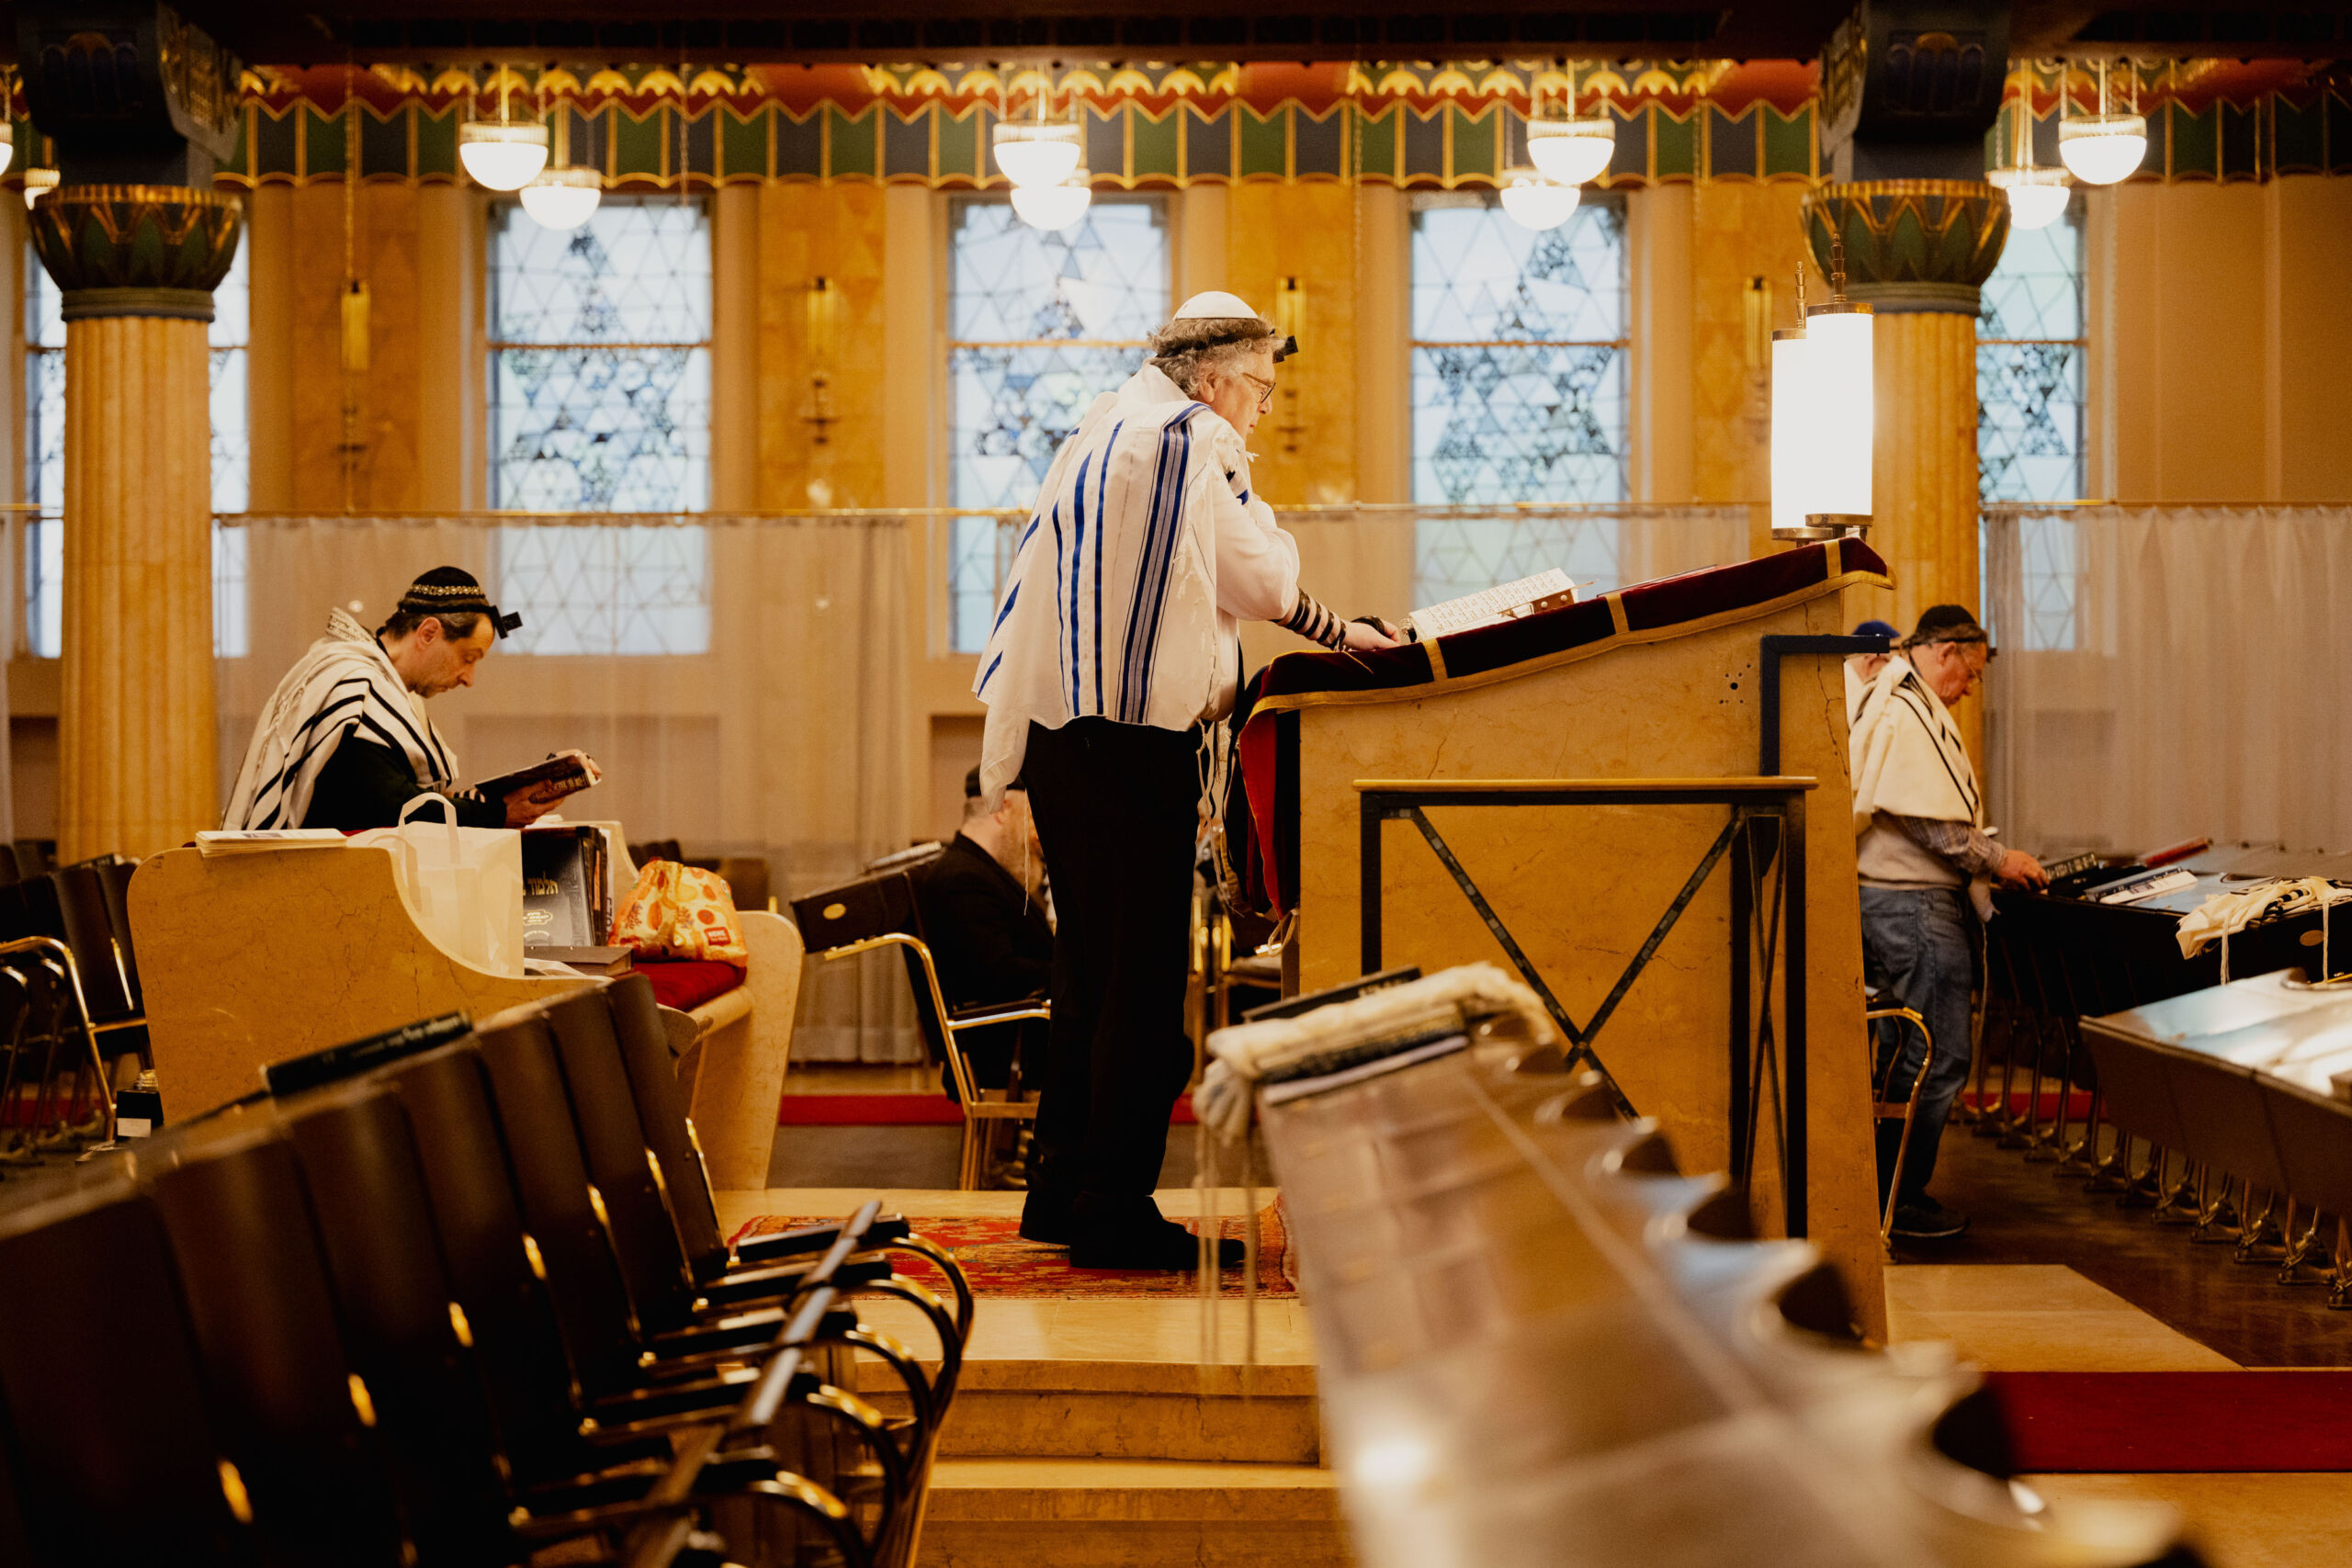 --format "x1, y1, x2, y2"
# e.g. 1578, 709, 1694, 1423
2233, 1188, 2286, 1263
2190, 1168, 2241, 1244
2056, 1087, 2102, 1178
2153, 1155, 2202, 1224
2278, 1203, 2331, 1286
2117, 1138, 2164, 1209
